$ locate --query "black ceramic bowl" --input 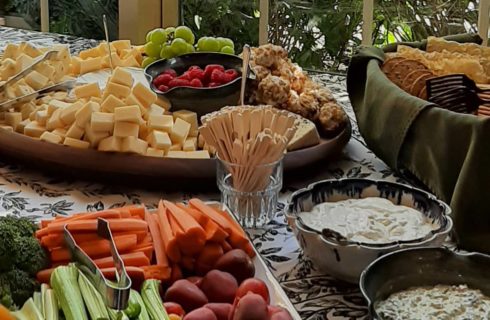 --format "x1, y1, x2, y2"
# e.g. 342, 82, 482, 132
144, 52, 255, 116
